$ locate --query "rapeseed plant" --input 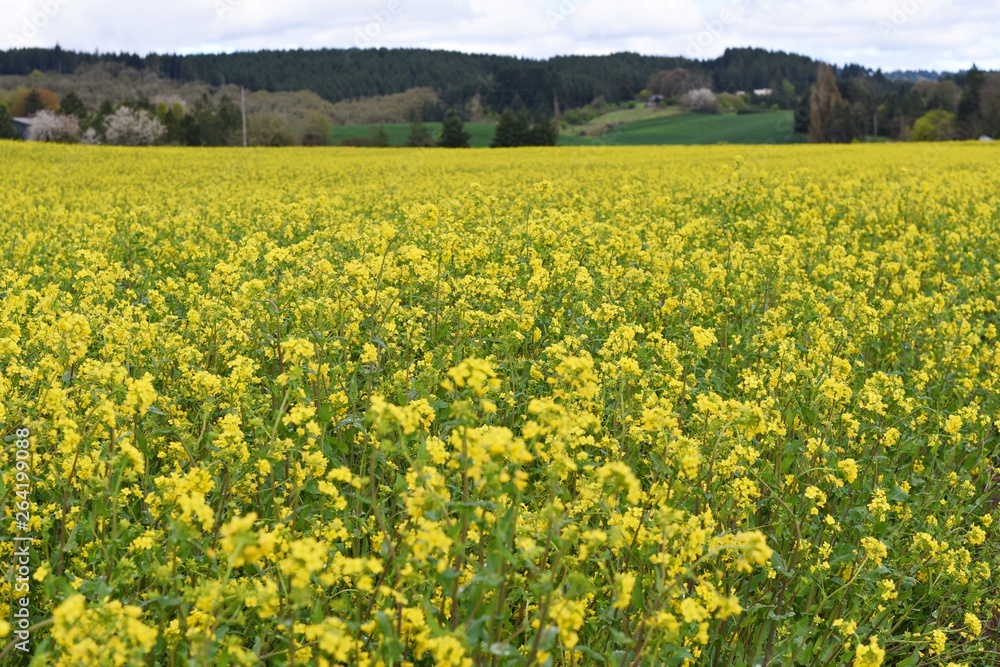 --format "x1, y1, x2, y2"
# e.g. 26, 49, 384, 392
0, 142, 998, 665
